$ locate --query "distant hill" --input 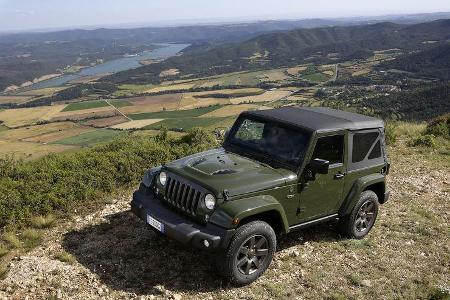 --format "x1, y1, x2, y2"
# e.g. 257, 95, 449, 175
379, 43, 450, 80
106, 19, 450, 85
363, 83, 450, 120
